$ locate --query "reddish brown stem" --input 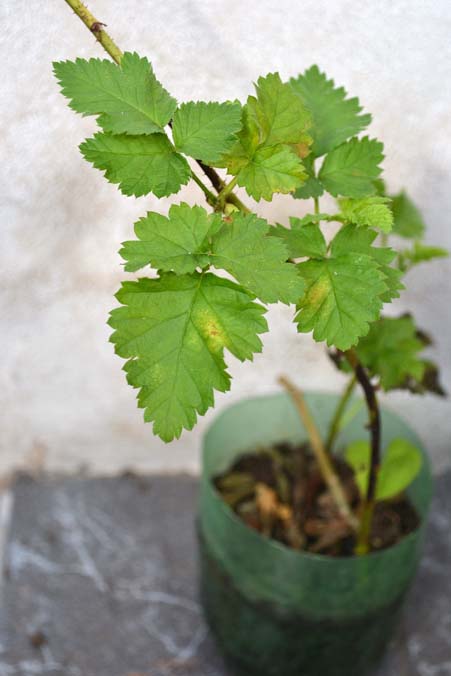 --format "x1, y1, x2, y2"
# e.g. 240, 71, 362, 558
345, 348, 381, 553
